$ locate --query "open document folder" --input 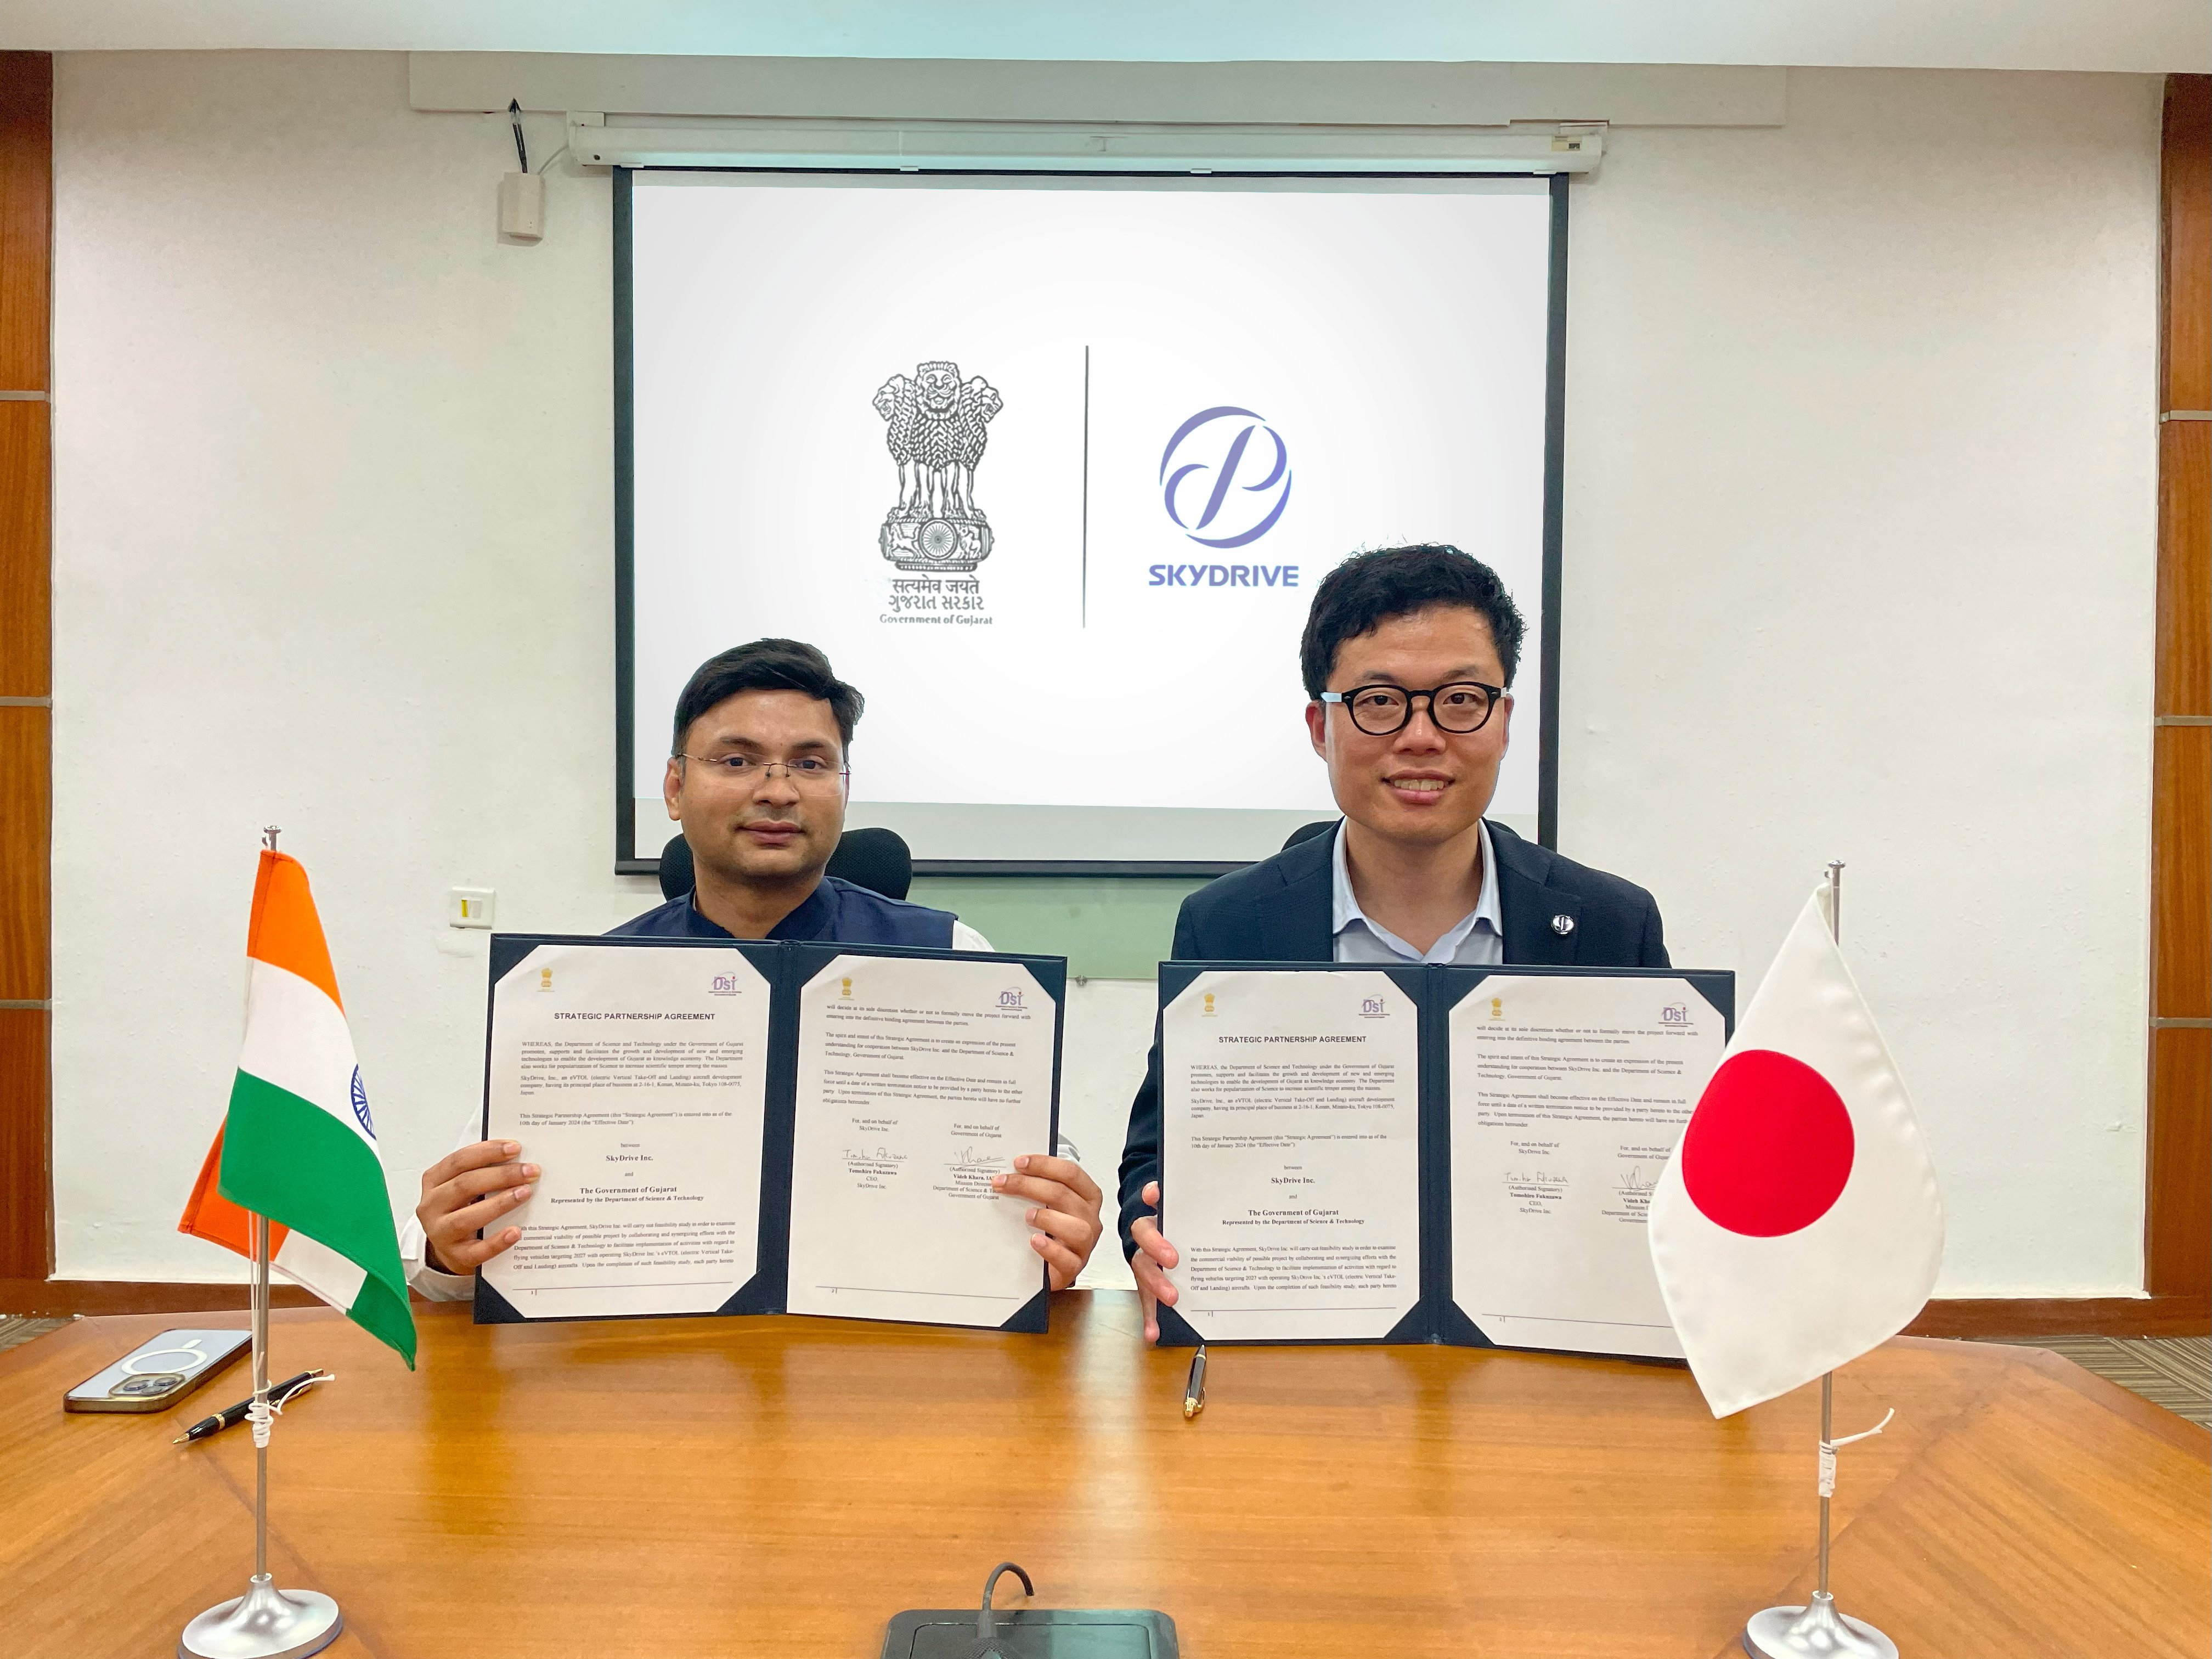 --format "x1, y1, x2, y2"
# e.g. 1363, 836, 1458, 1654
474, 935, 1064, 1333
1153, 962, 1733, 1356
